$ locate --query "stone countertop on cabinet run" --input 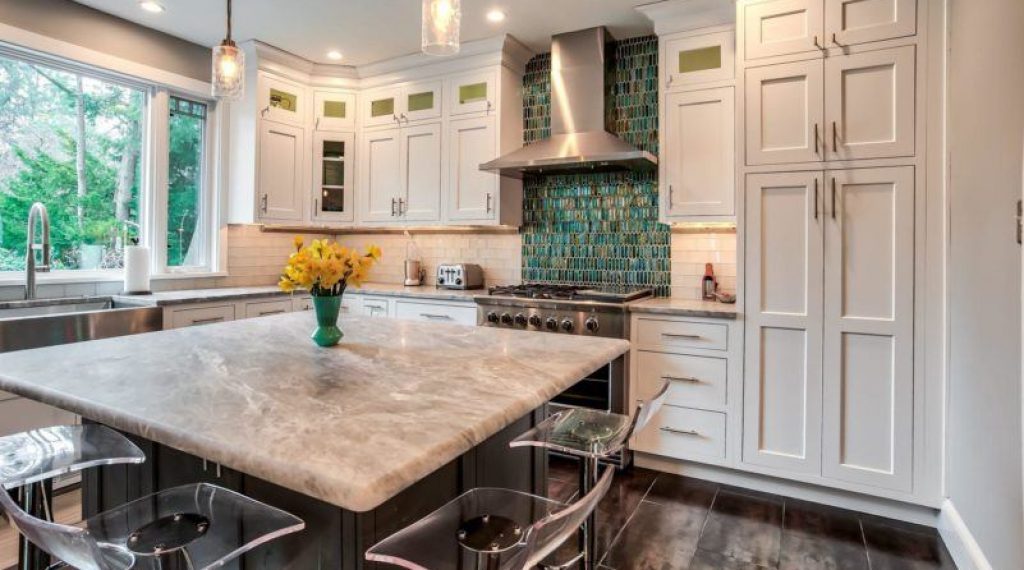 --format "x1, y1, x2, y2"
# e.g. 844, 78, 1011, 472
111, 284, 484, 307
0, 312, 627, 512
628, 298, 739, 319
